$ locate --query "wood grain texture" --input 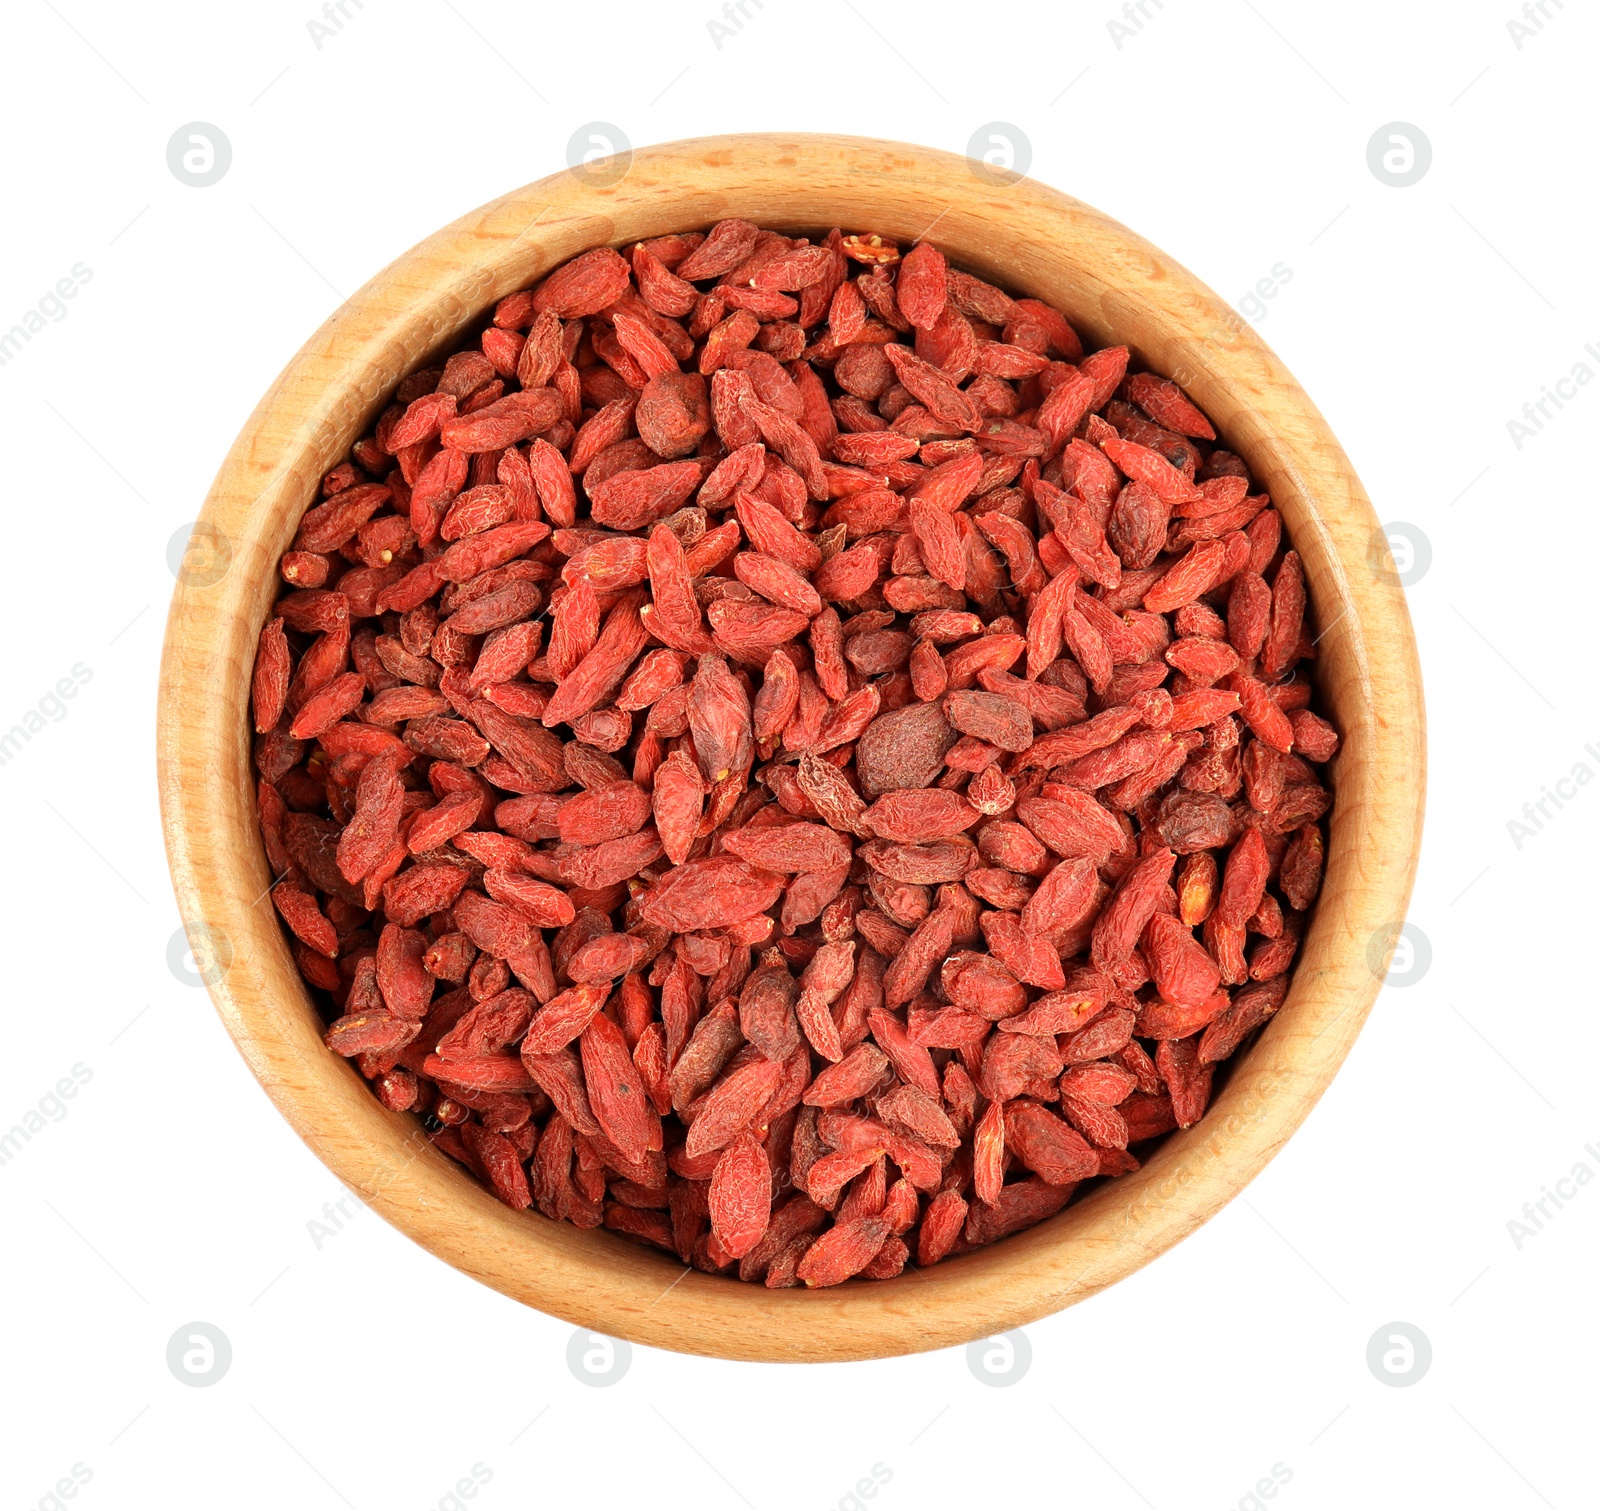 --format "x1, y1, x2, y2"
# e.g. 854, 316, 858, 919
156, 133, 1425, 1362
